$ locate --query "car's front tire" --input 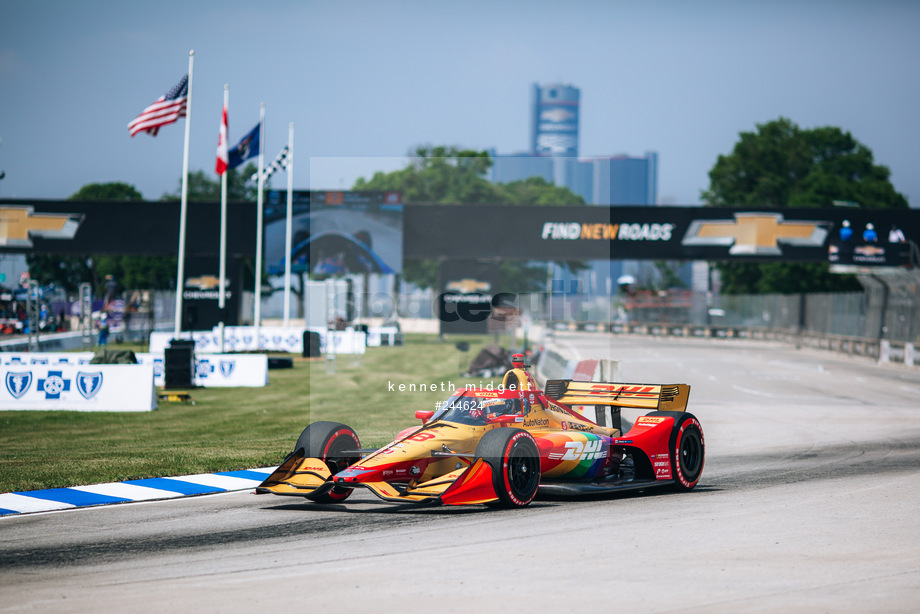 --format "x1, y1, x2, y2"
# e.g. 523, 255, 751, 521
476, 428, 540, 507
295, 421, 361, 503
